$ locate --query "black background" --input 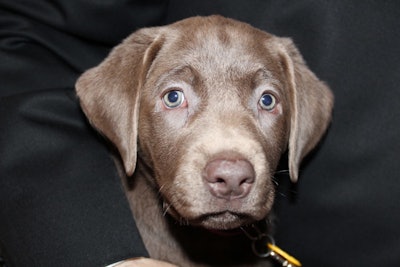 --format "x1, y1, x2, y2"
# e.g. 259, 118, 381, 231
1, 1, 400, 266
